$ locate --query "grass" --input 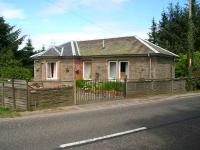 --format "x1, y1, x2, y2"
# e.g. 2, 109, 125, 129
0, 107, 20, 118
